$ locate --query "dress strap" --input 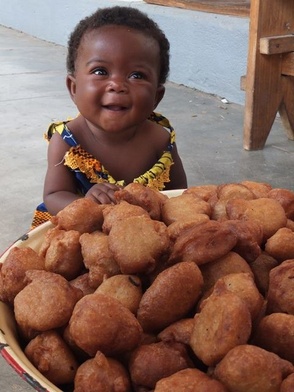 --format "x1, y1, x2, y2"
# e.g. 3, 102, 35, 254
46, 121, 78, 147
